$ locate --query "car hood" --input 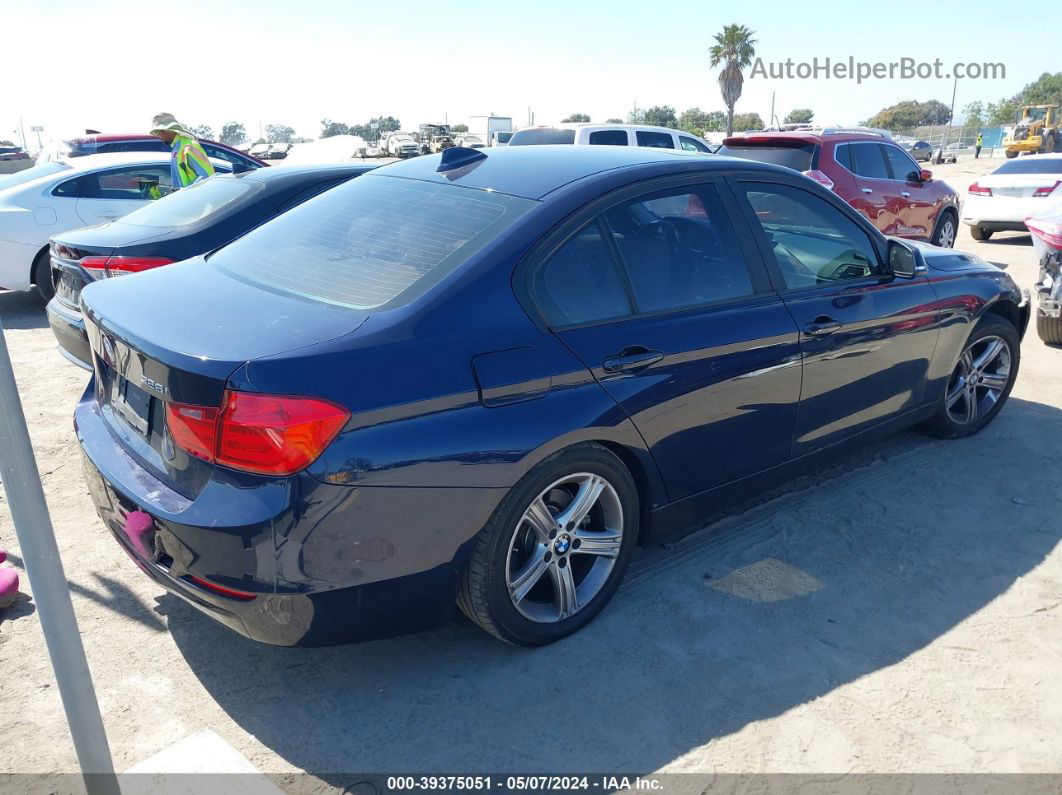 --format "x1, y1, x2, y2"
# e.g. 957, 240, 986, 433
899, 238, 1003, 272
